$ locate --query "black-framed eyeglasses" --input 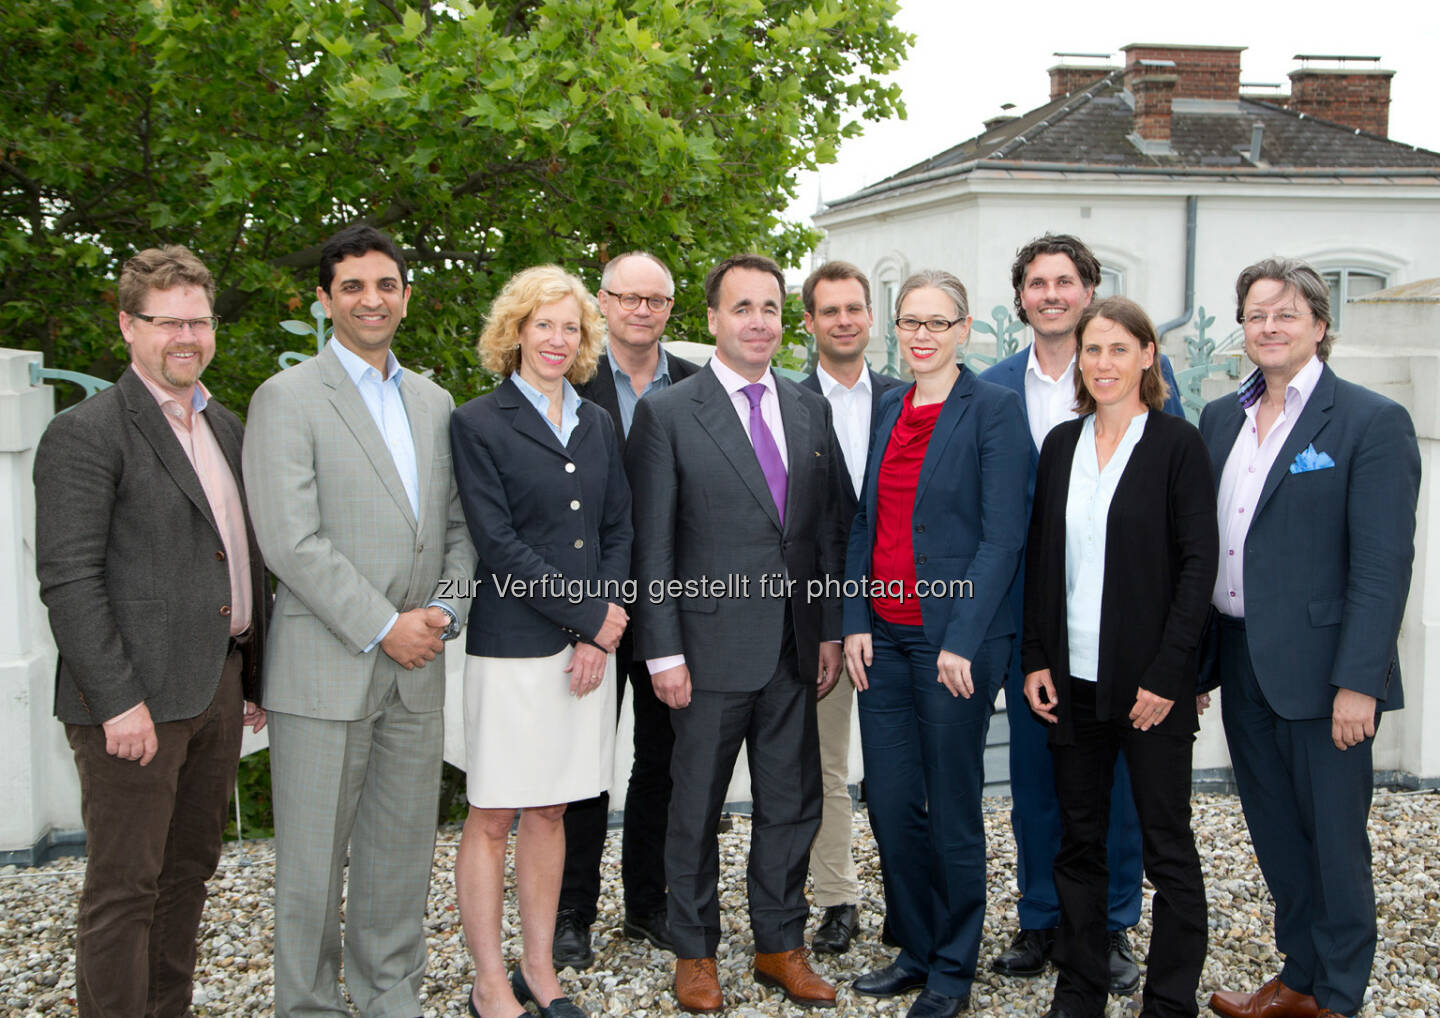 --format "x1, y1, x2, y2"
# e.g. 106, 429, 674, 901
603, 290, 674, 313
894, 315, 962, 334
130, 312, 221, 336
